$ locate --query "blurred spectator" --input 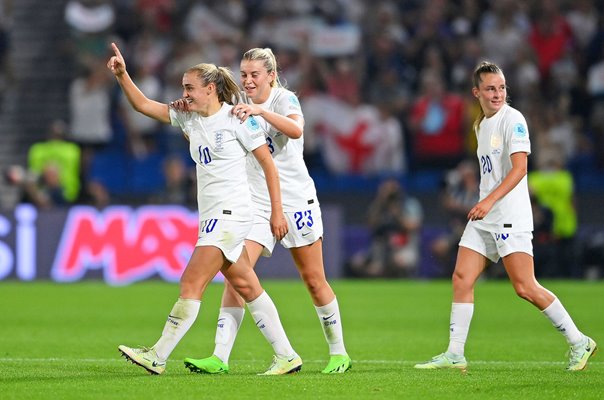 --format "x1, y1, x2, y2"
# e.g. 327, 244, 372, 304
117, 63, 162, 158
349, 179, 423, 277
586, 45, 604, 102
528, 148, 579, 277
408, 70, 467, 170
150, 154, 195, 206
430, 159, 479, 275
68, 62, 113, 180
302, 95, 405, 175
530, 191, 556, 278
0, 0, 11, 108
64, 0, 115, 68
565, 0, 599, 50
318, 56, 362, 106
581, 228, 604, 280
4, 162, 70, 210
28, 119, 81, 203
478, 0, 530, 73
85, 179, 111, 209
588, 103, 604, 169
528, 0, 574, 86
